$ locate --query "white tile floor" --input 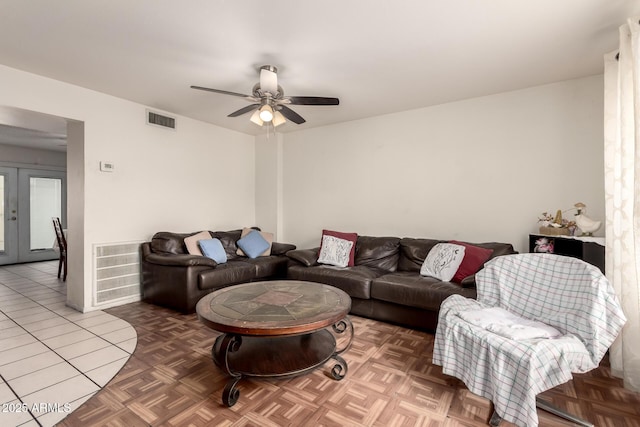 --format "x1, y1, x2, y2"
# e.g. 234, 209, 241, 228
0, 261, 137, 427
